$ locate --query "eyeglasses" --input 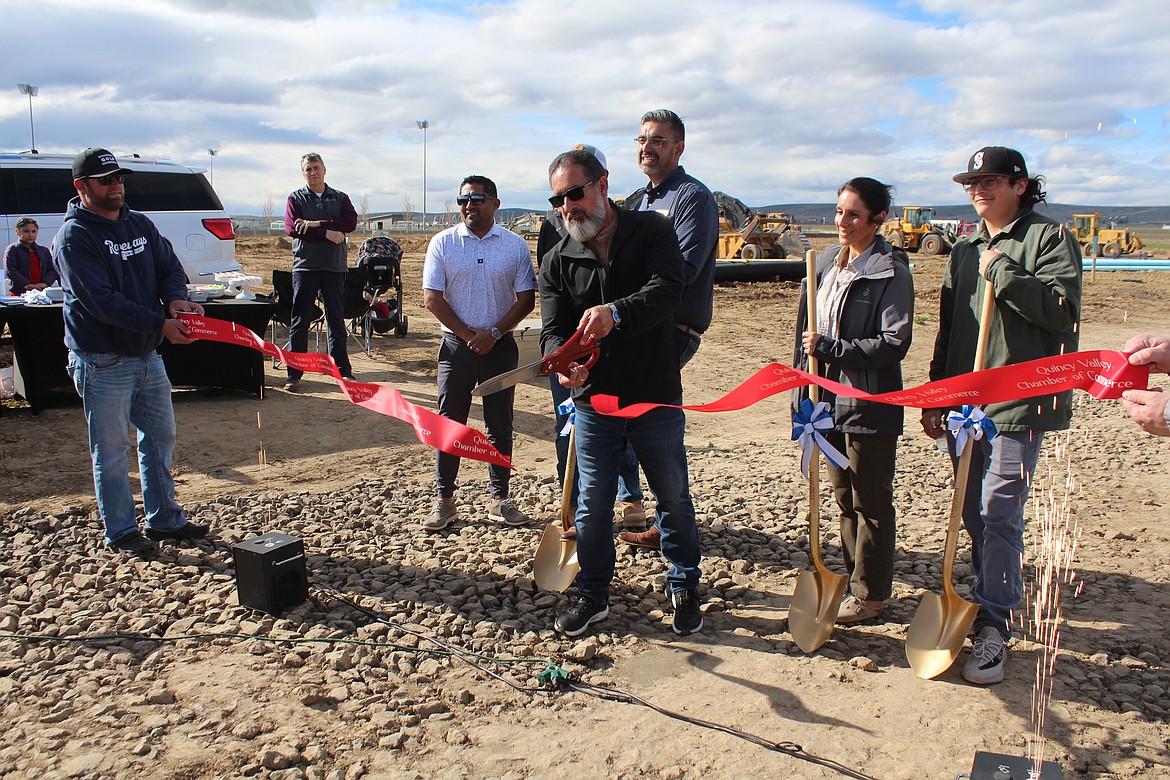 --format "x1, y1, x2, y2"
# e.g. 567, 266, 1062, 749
548, 180, 595, 208
635, 135, 679, 148
962, 176, 1008, 193
456, 193, 491, 206
93, 173, 126, 186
